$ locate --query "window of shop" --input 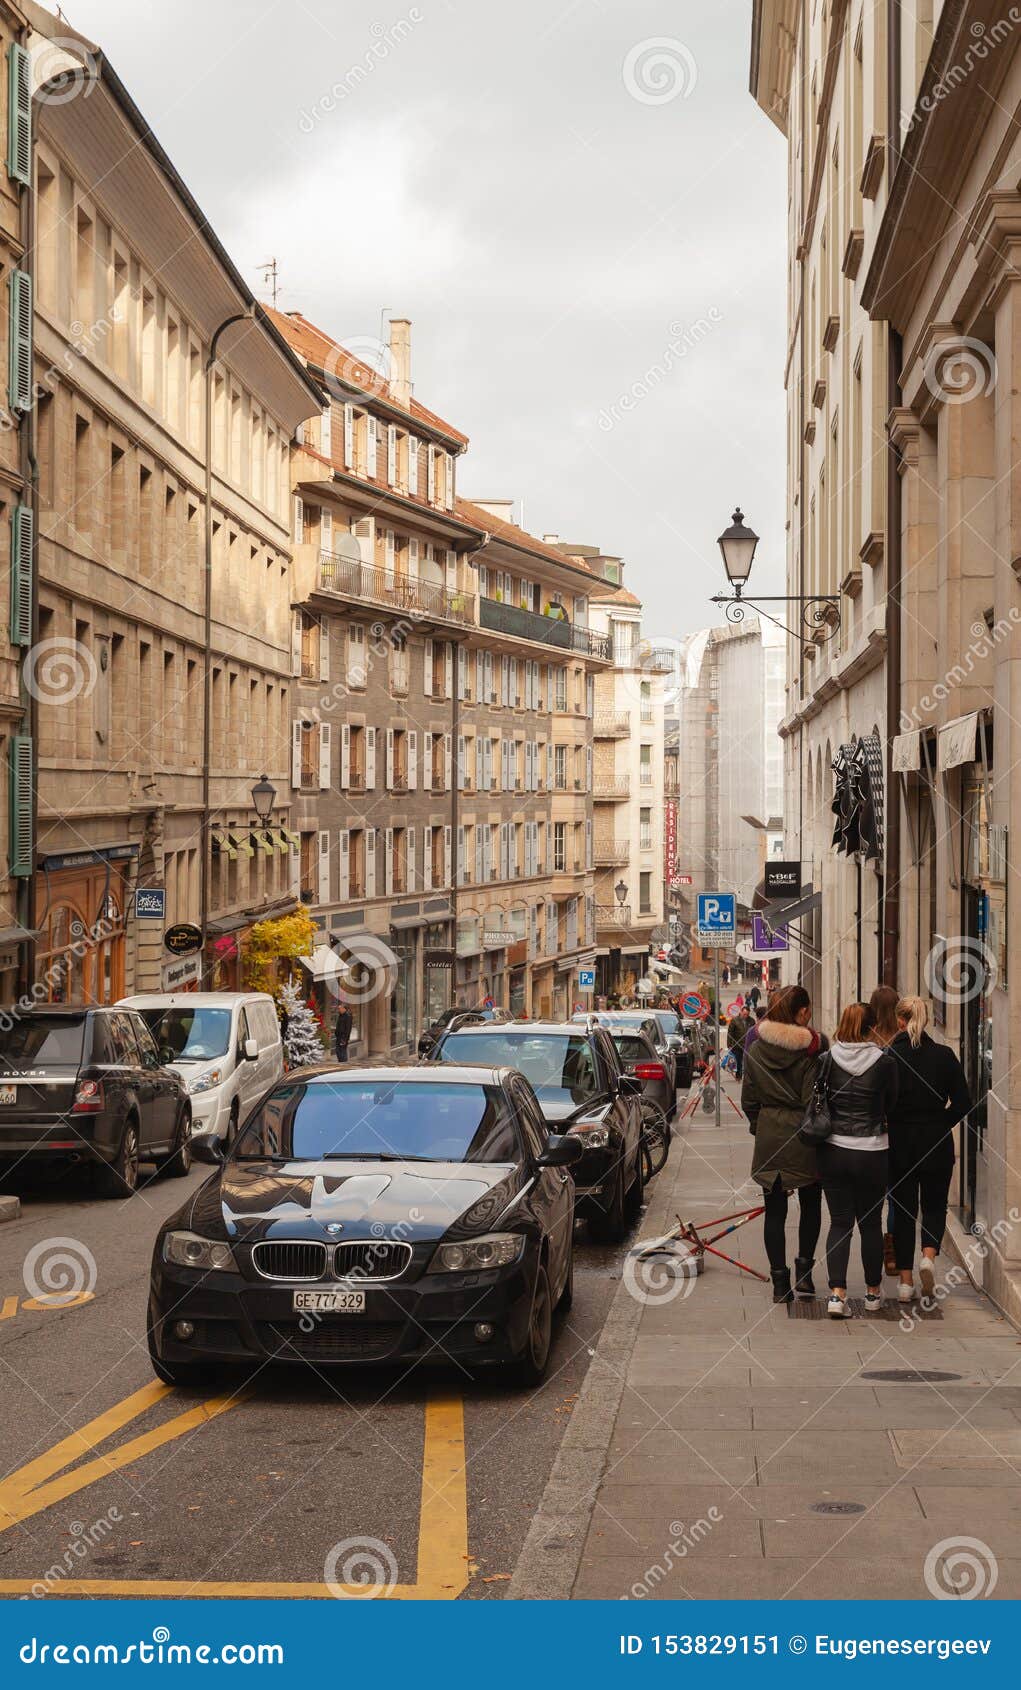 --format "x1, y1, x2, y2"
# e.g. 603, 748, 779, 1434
36, 871, 126, 1004
389, 930, 417, 1050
